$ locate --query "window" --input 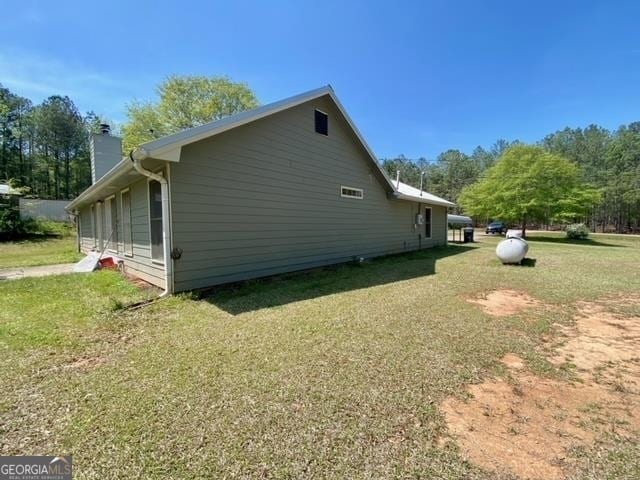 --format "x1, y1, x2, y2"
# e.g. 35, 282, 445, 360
121, 190, 133, 256
341, 186, 364, 199
105, 196, 118, 251
148, 180, 164, 263
424, 207, 432, 239
315, 109, 328, 135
